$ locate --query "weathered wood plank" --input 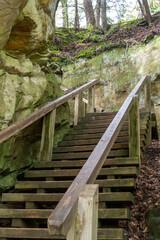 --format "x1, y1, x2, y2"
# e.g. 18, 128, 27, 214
53, 142, 129, 153
0, 228, 128, 239
32, 157, 139, 169
2, 193, 63, 203
0, 228, 65, 239
15, 178, 136, 190
2, 192, 134, 204
40, 109, 56, 161
144, 78, 152, 146
69, 125, 128, 134
67, 185, 98, 240
24, 166, 137, 178
58, 136, 129, 147
52, 149, 129, 160
0, 209, 52, 219
63, 131, 128, 140
87, 86, 95, 113
74, 93, 83, 126
98, 228, 128, 240
98, 208, 131, 220
129, 96, 140, 165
